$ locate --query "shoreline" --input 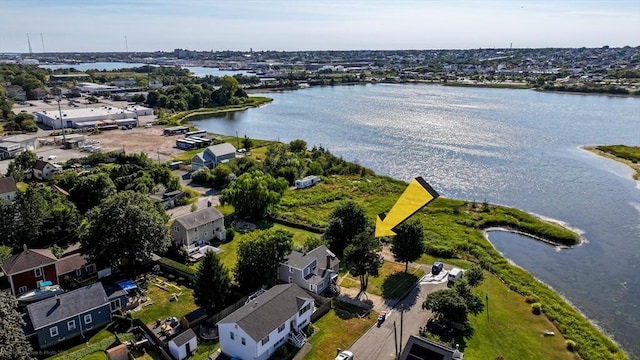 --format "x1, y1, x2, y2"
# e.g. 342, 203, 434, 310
581, 145, 640, 181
